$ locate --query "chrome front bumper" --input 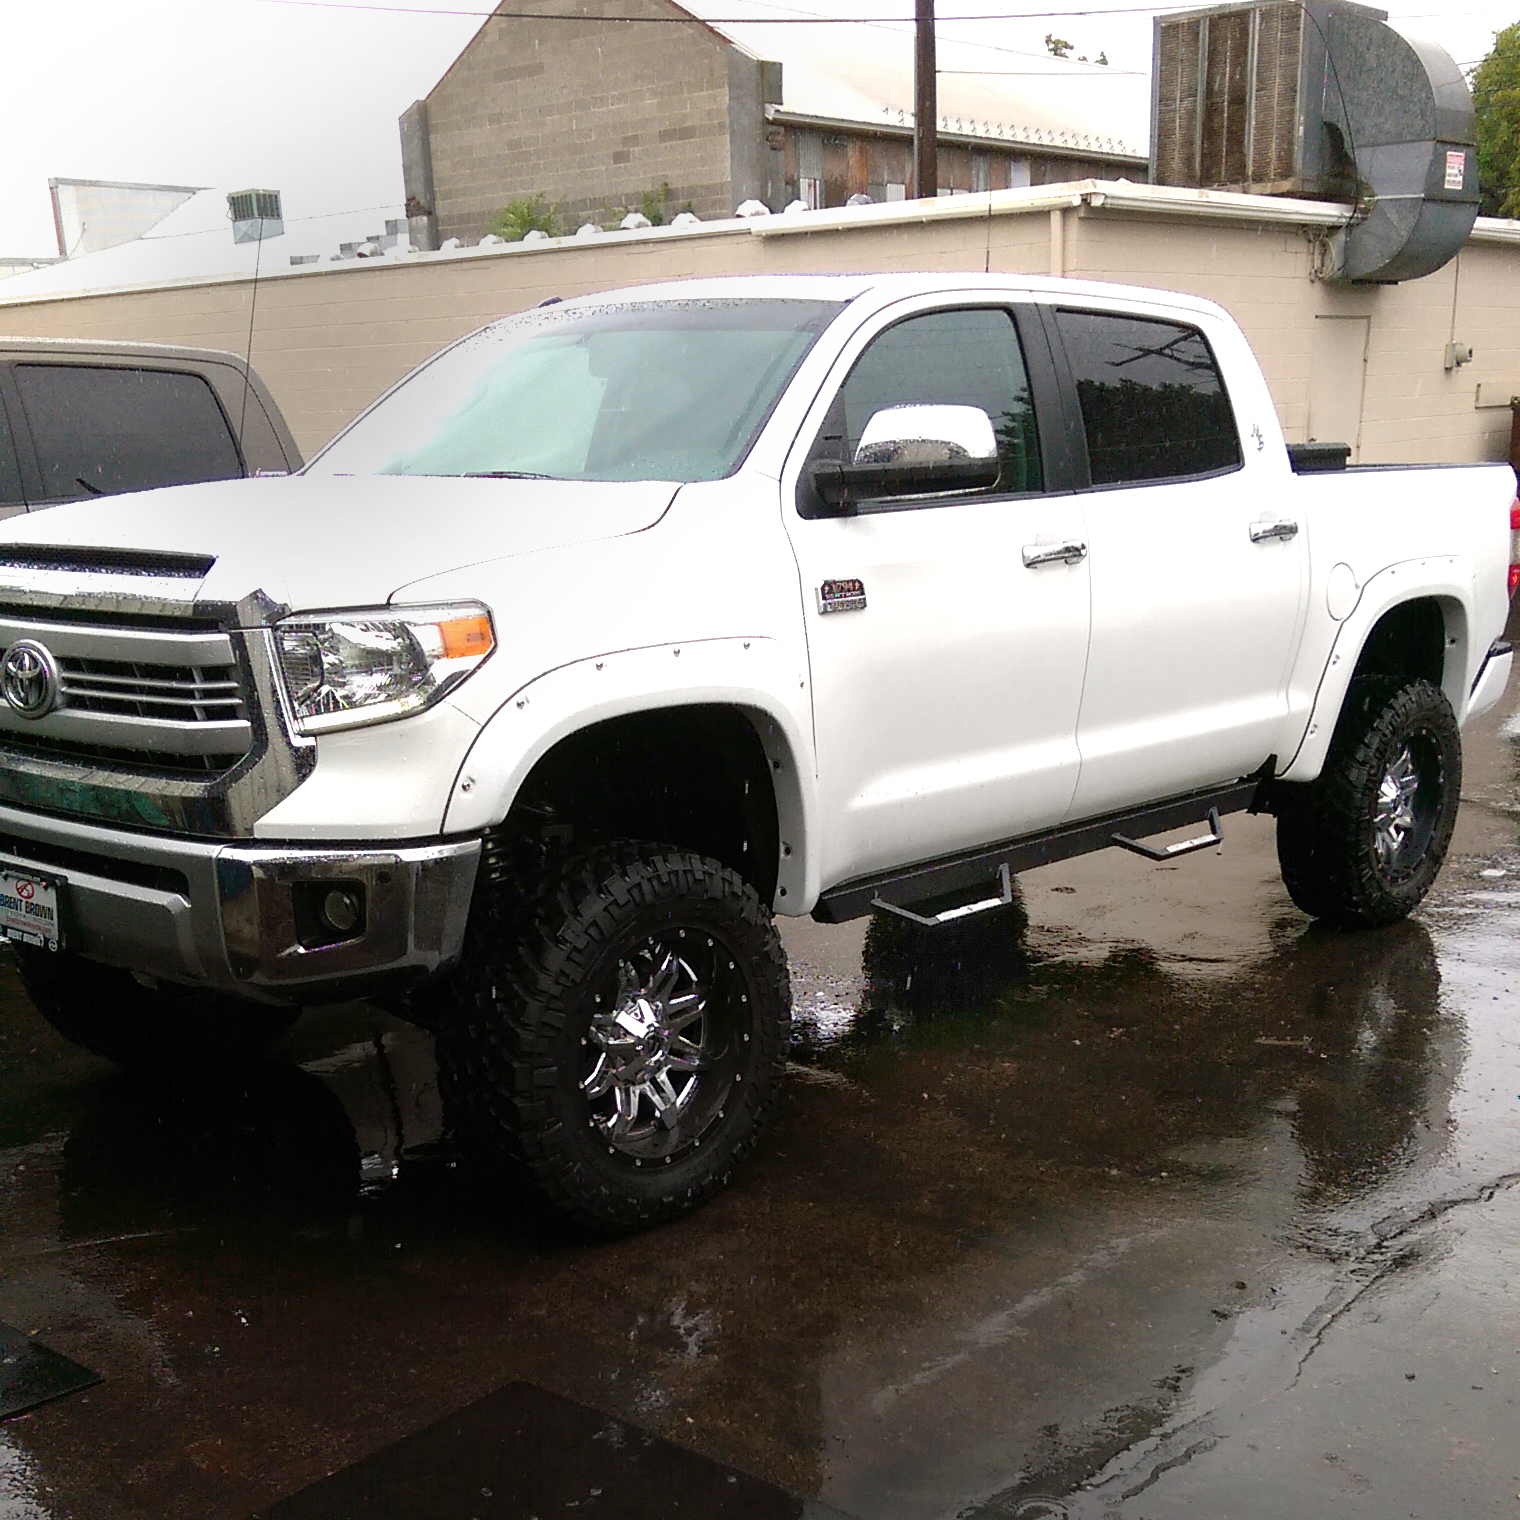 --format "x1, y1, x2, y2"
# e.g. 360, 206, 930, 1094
0, 802, 480, 1002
